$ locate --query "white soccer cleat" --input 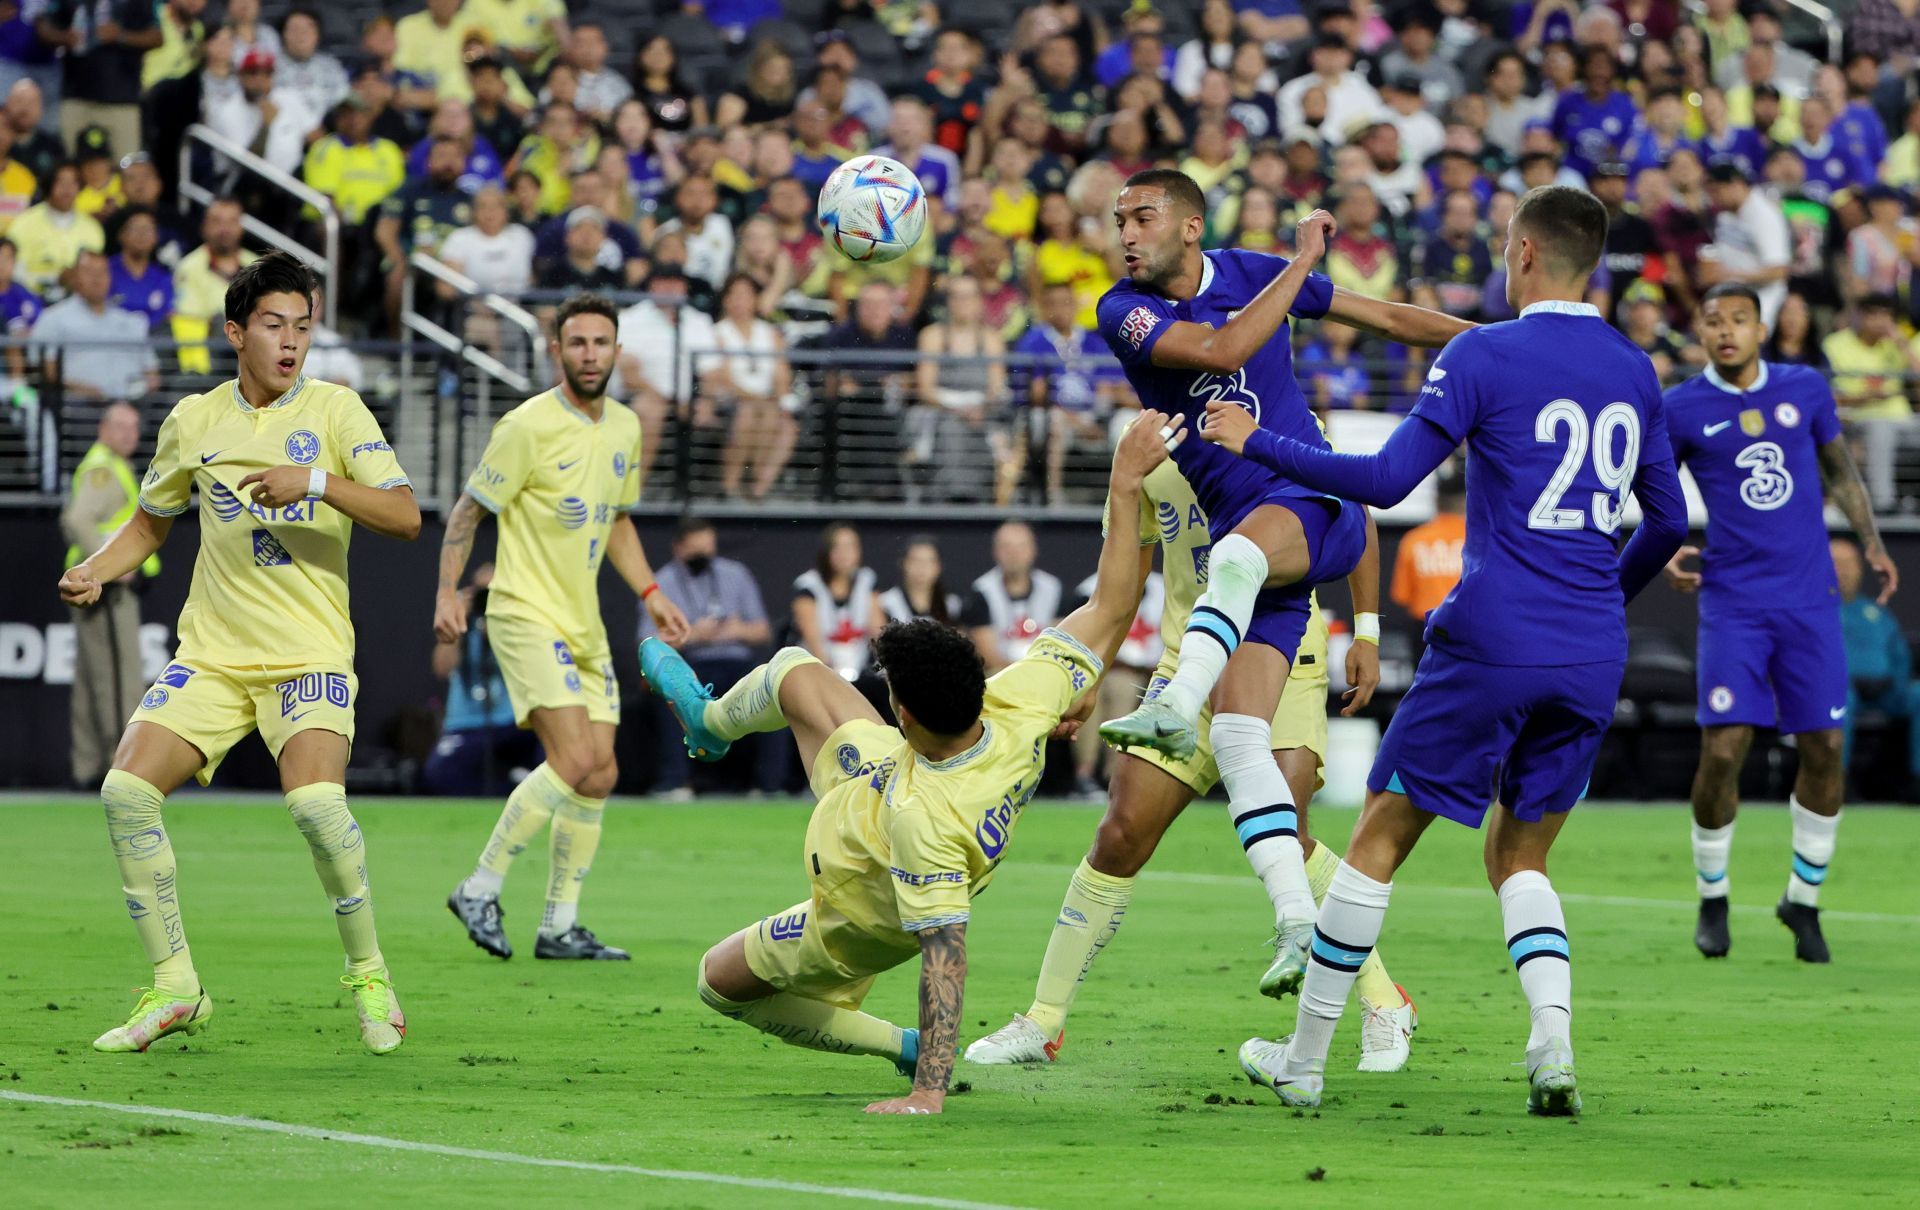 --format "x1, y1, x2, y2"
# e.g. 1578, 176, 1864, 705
1357, 985, 1418, 1073
1258, 919, 1314, 1000
1525, 1037, 1581, 1116
963, 1014, 1063, 1065
1239, 1036, 1323, 1107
